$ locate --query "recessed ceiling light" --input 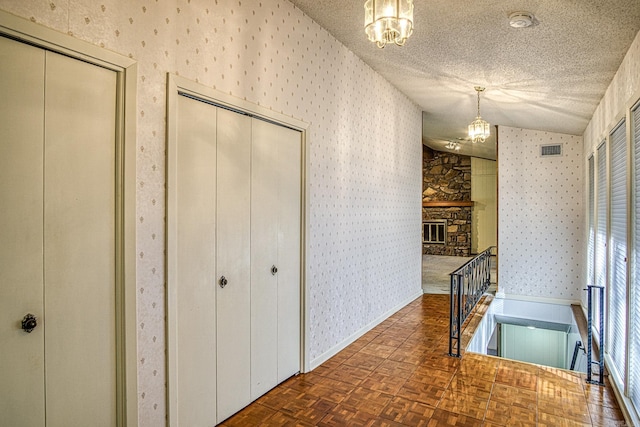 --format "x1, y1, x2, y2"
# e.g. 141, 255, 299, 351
509, 12, 536, 28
